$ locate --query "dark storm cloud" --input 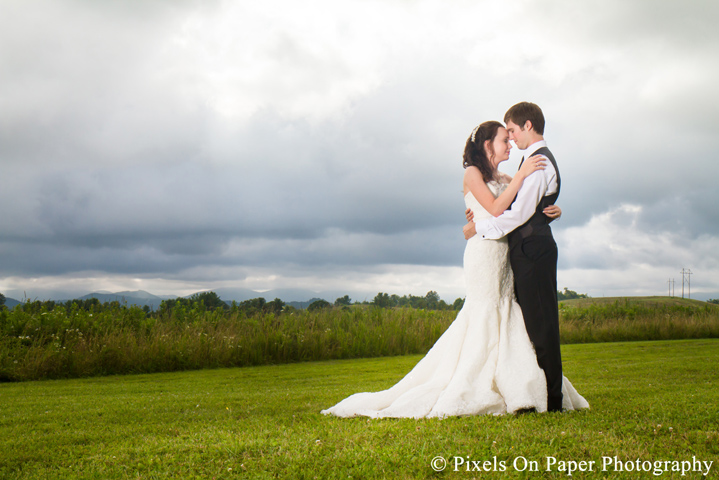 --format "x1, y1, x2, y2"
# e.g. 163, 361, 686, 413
1, 0, 718, 299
